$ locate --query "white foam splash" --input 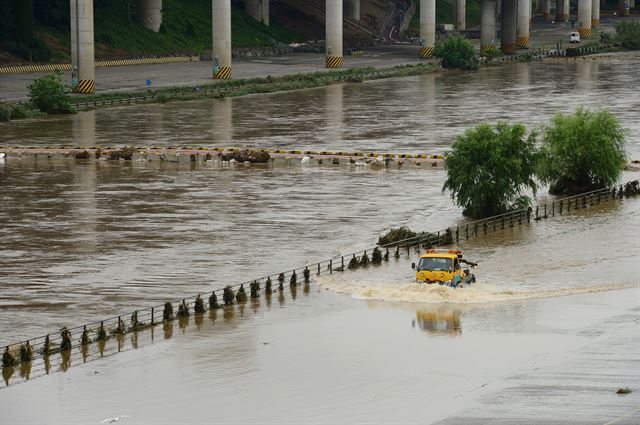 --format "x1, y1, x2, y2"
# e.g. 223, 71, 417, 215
317, 277, 639, 304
